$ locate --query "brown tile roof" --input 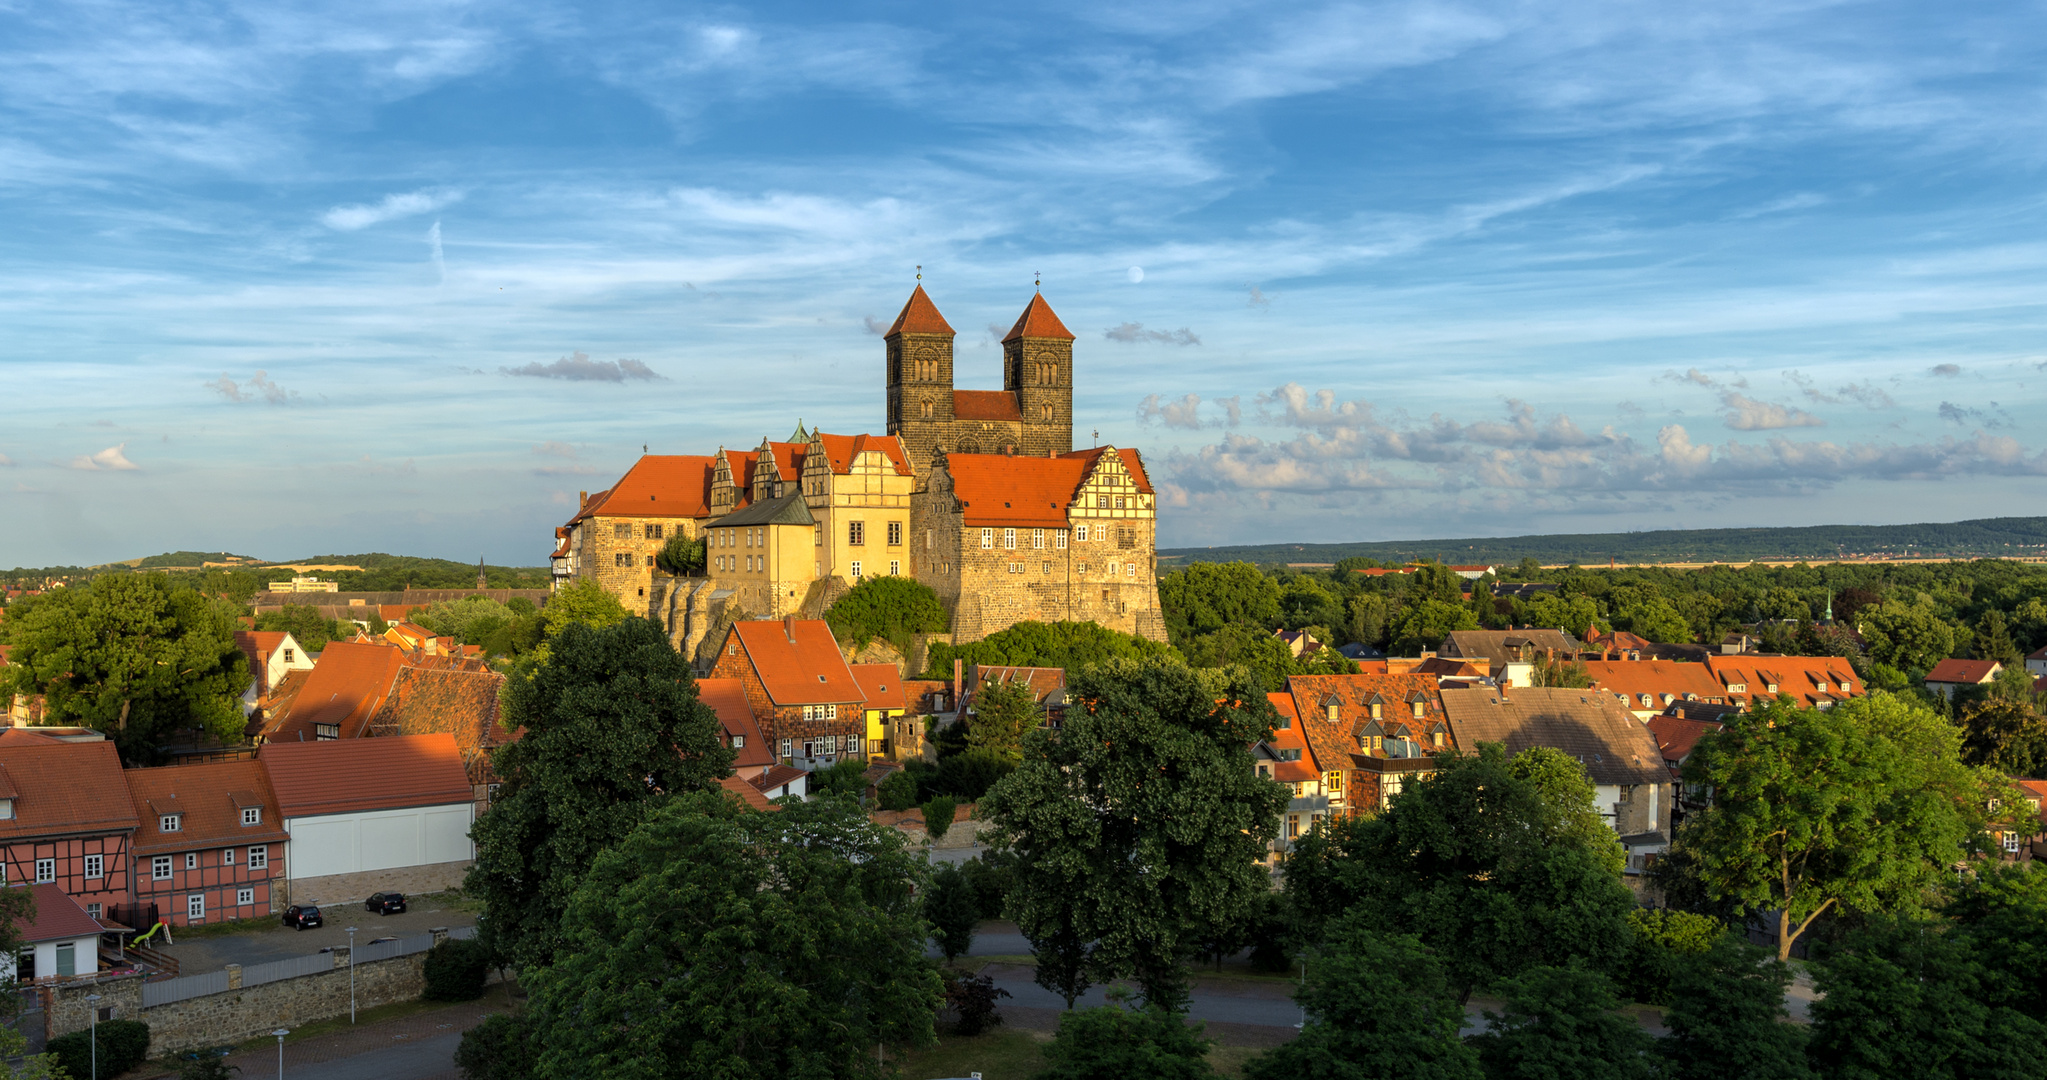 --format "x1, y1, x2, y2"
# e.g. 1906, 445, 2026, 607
1285, 673, 1450, 774
125, 760, 287, 854
750, 764, 808, 795
1583, 660, 1727, 712
15, 883, 103, 944
378, 604, 423, 622
363, 666, 512, 785
813, 433, 913, 476
1441, 629, 1583, 661
234, 631, 292, 695
1439, 685, 1668, 787
952, 390, 1023, 422
1706, 655, 1862, 708
261, 733, 474, 817
945, 447, 1153, 529
697, 678, 774, 770
885, 285, 955, 336
1412, 657, 1487, 679
0, 741, 138, 840
0, 730, 58, 747
717, 774, 777, 812
262, 640, 410, 743
1644, 714, 1722, 767
1001, 293, 1075, 342
1926, 658, 2002, 685
851, 664, 908, 712
966, 665, 1065, 709
731, 620, 864, 706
